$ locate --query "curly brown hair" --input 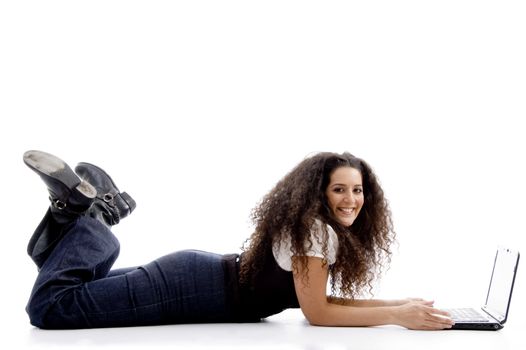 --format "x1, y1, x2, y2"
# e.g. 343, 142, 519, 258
239, 152, 395, 298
